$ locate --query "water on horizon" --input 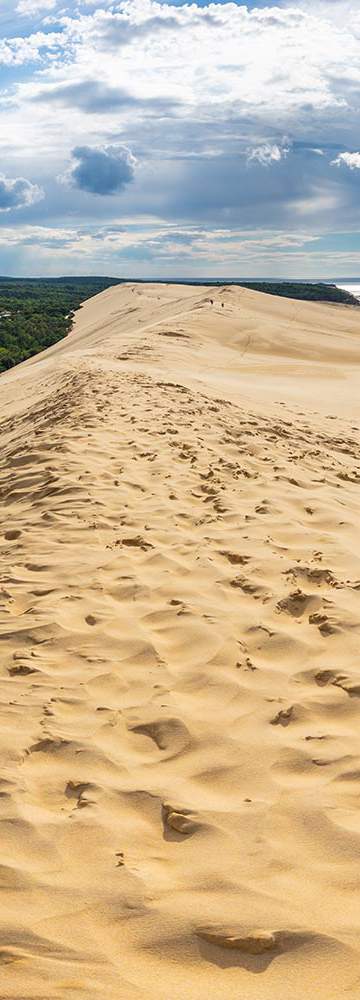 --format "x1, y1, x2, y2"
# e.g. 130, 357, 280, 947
335, 281, 360, 301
